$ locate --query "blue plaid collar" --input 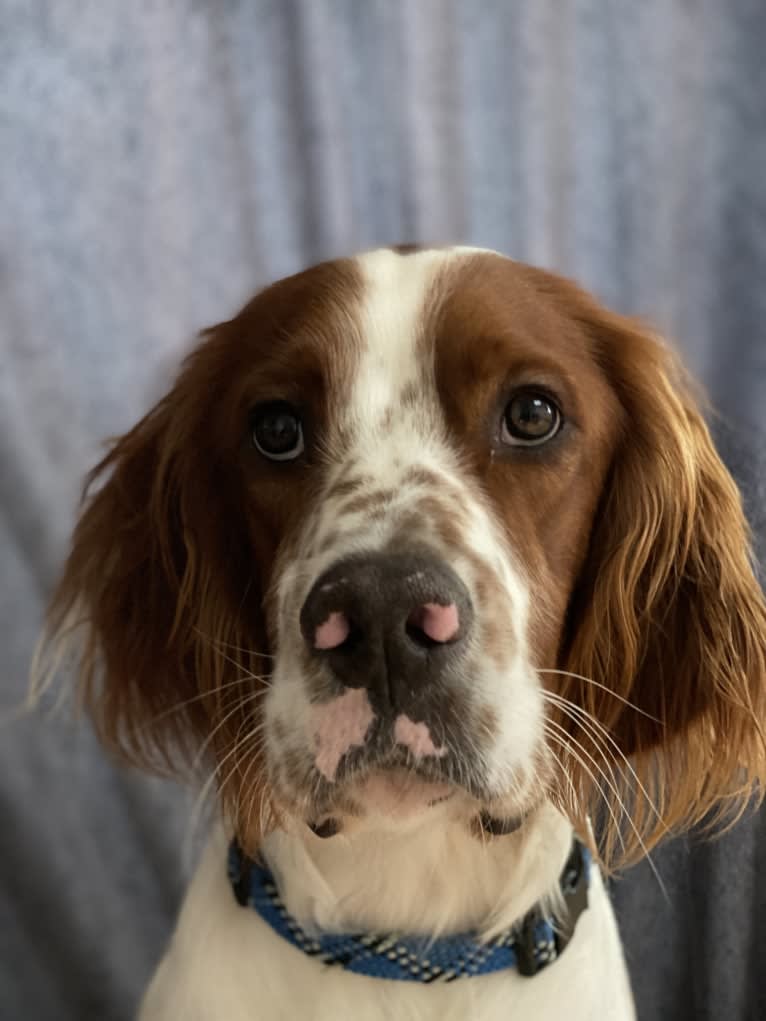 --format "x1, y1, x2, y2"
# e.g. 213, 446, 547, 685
227, 838, 590, 983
